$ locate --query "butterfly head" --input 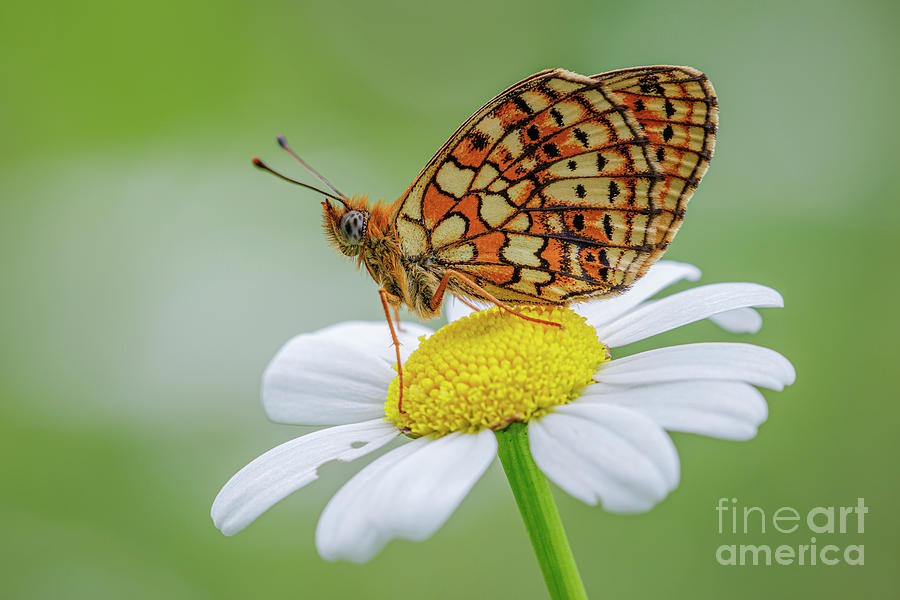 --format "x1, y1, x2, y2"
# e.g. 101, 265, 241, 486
322, 198, 370, 257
